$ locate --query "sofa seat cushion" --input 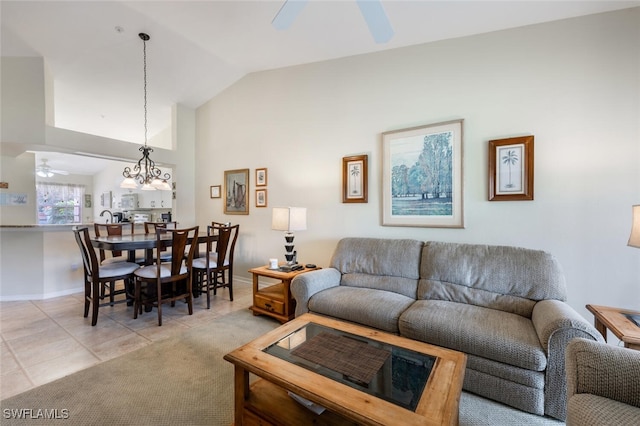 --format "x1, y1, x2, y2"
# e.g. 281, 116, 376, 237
308, 286, 415, 334
399, 300, 547, 371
